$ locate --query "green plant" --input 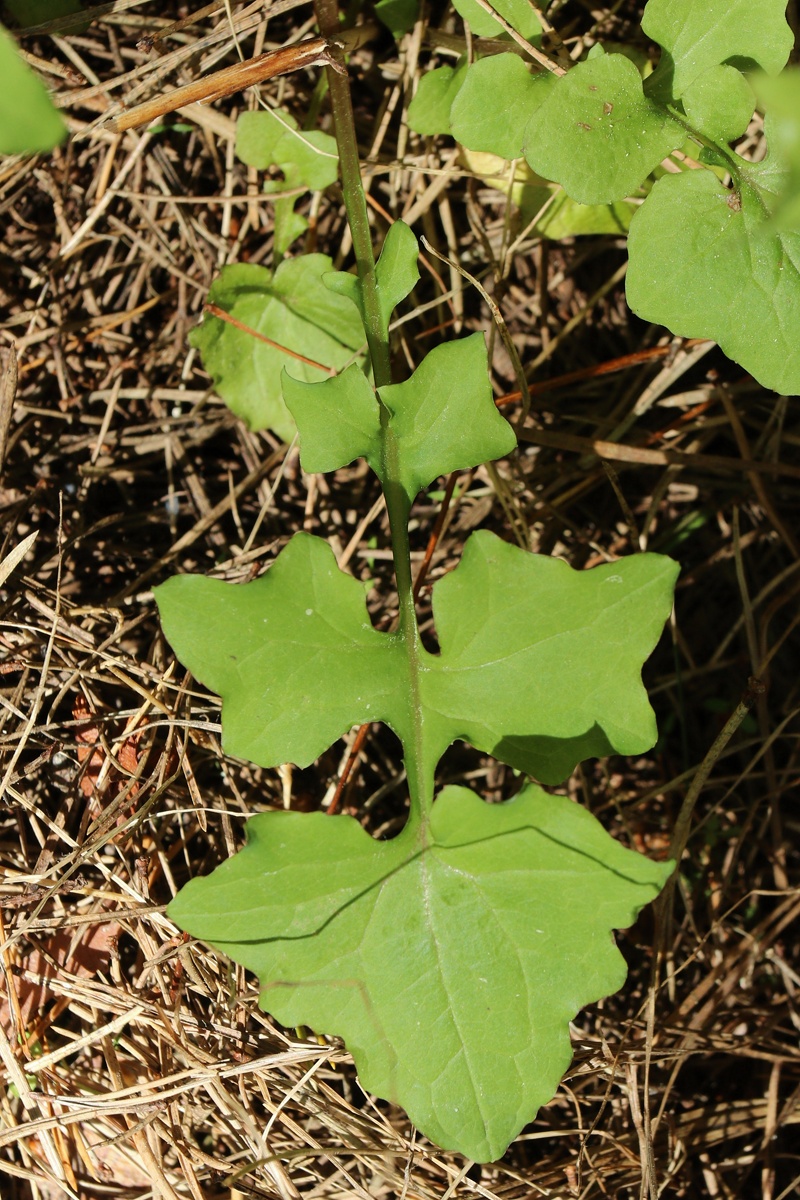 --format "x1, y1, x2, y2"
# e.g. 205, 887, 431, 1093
154, 4, 681, 1160
409, 0, 800, 395
0, 22, 67, 154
